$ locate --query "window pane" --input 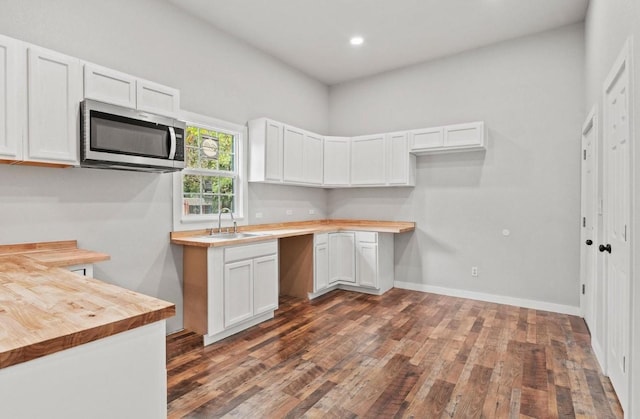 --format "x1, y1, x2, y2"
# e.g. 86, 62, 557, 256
220, 194, 234, 212
182, 122, 238, 218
